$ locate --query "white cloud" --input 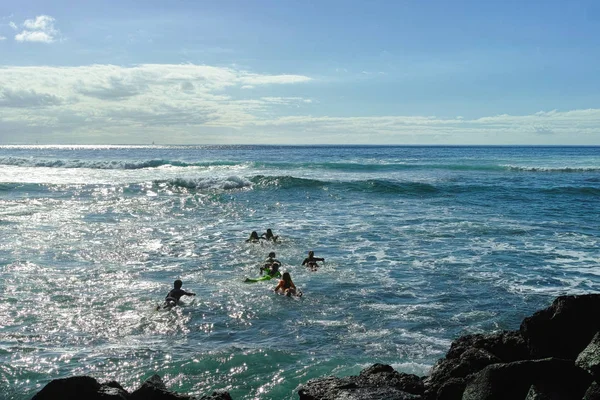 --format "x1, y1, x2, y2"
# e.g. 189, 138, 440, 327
0, 36, 6, 41
9, 21, 17, 30
0, 63, 598, 144
14, 15, 60, 43
238, 74, 312, 85
15, 30, 54, 43
23, 15, 54, 31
